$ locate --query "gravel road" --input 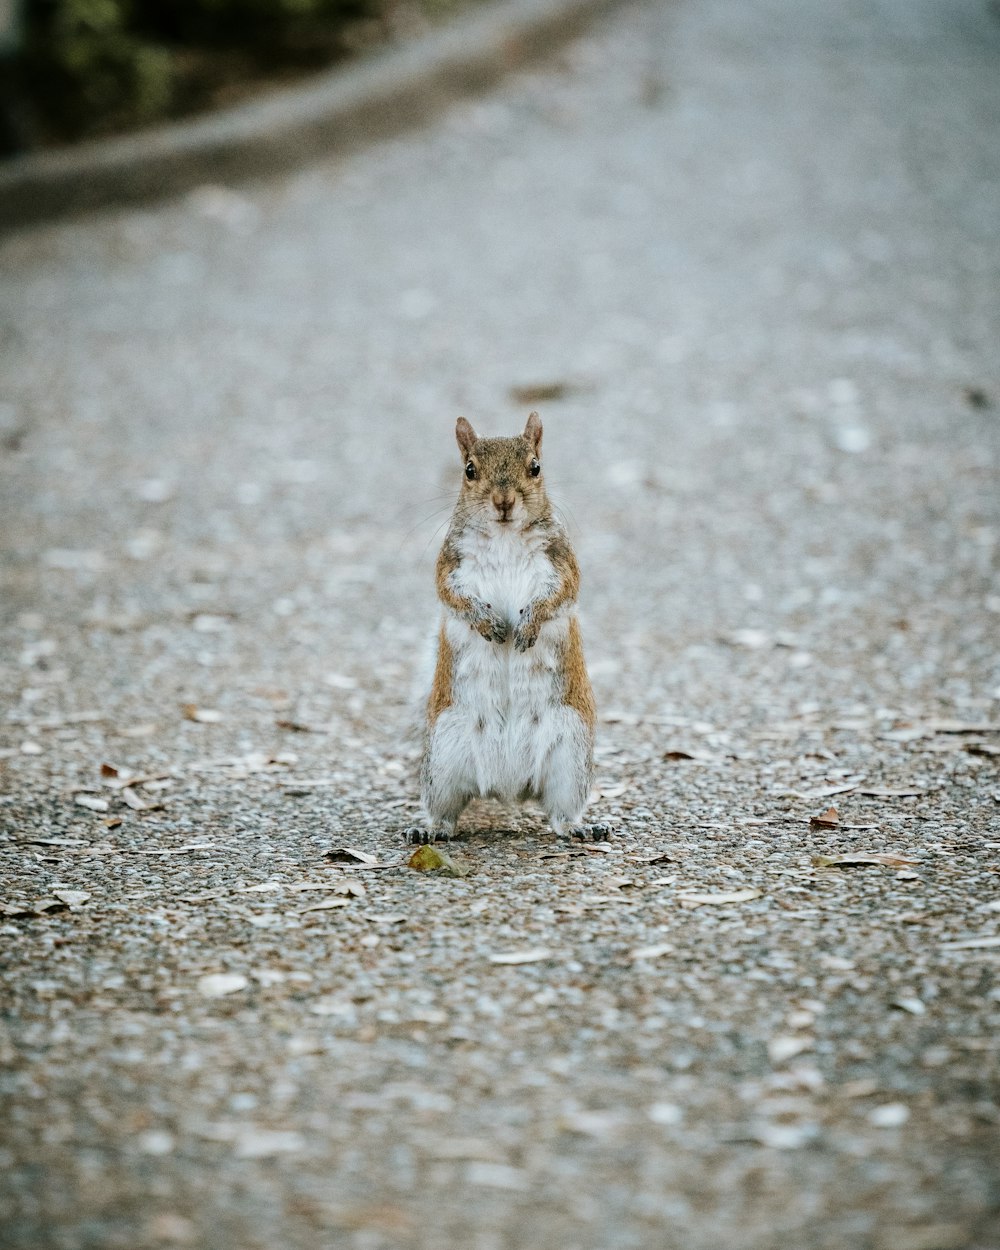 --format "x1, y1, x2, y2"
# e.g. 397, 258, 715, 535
2, 0, 999, 1247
